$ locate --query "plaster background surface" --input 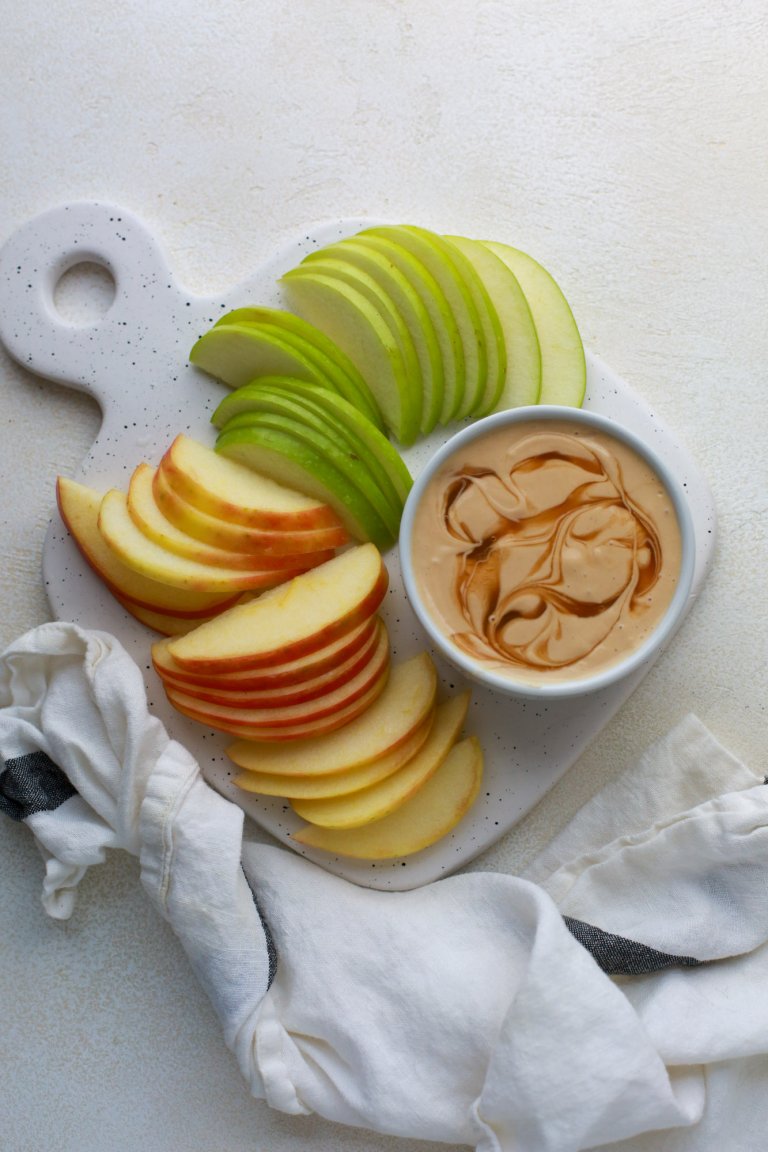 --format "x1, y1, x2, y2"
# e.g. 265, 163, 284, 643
1, 3, 766, 1150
